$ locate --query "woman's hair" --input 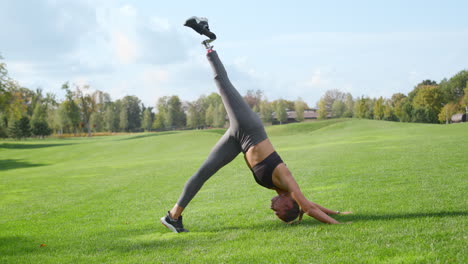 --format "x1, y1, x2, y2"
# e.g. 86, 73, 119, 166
271, 194, 302, 223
